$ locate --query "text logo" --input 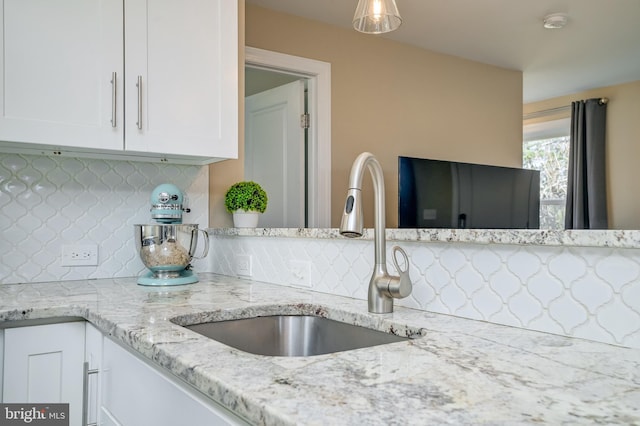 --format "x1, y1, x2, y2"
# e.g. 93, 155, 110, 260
0, 404, 68, 426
